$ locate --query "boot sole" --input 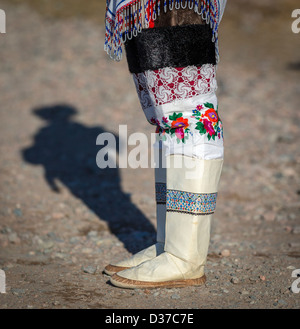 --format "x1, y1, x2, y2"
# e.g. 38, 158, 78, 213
104, 264, 130, 276
110, 273, 206, 289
